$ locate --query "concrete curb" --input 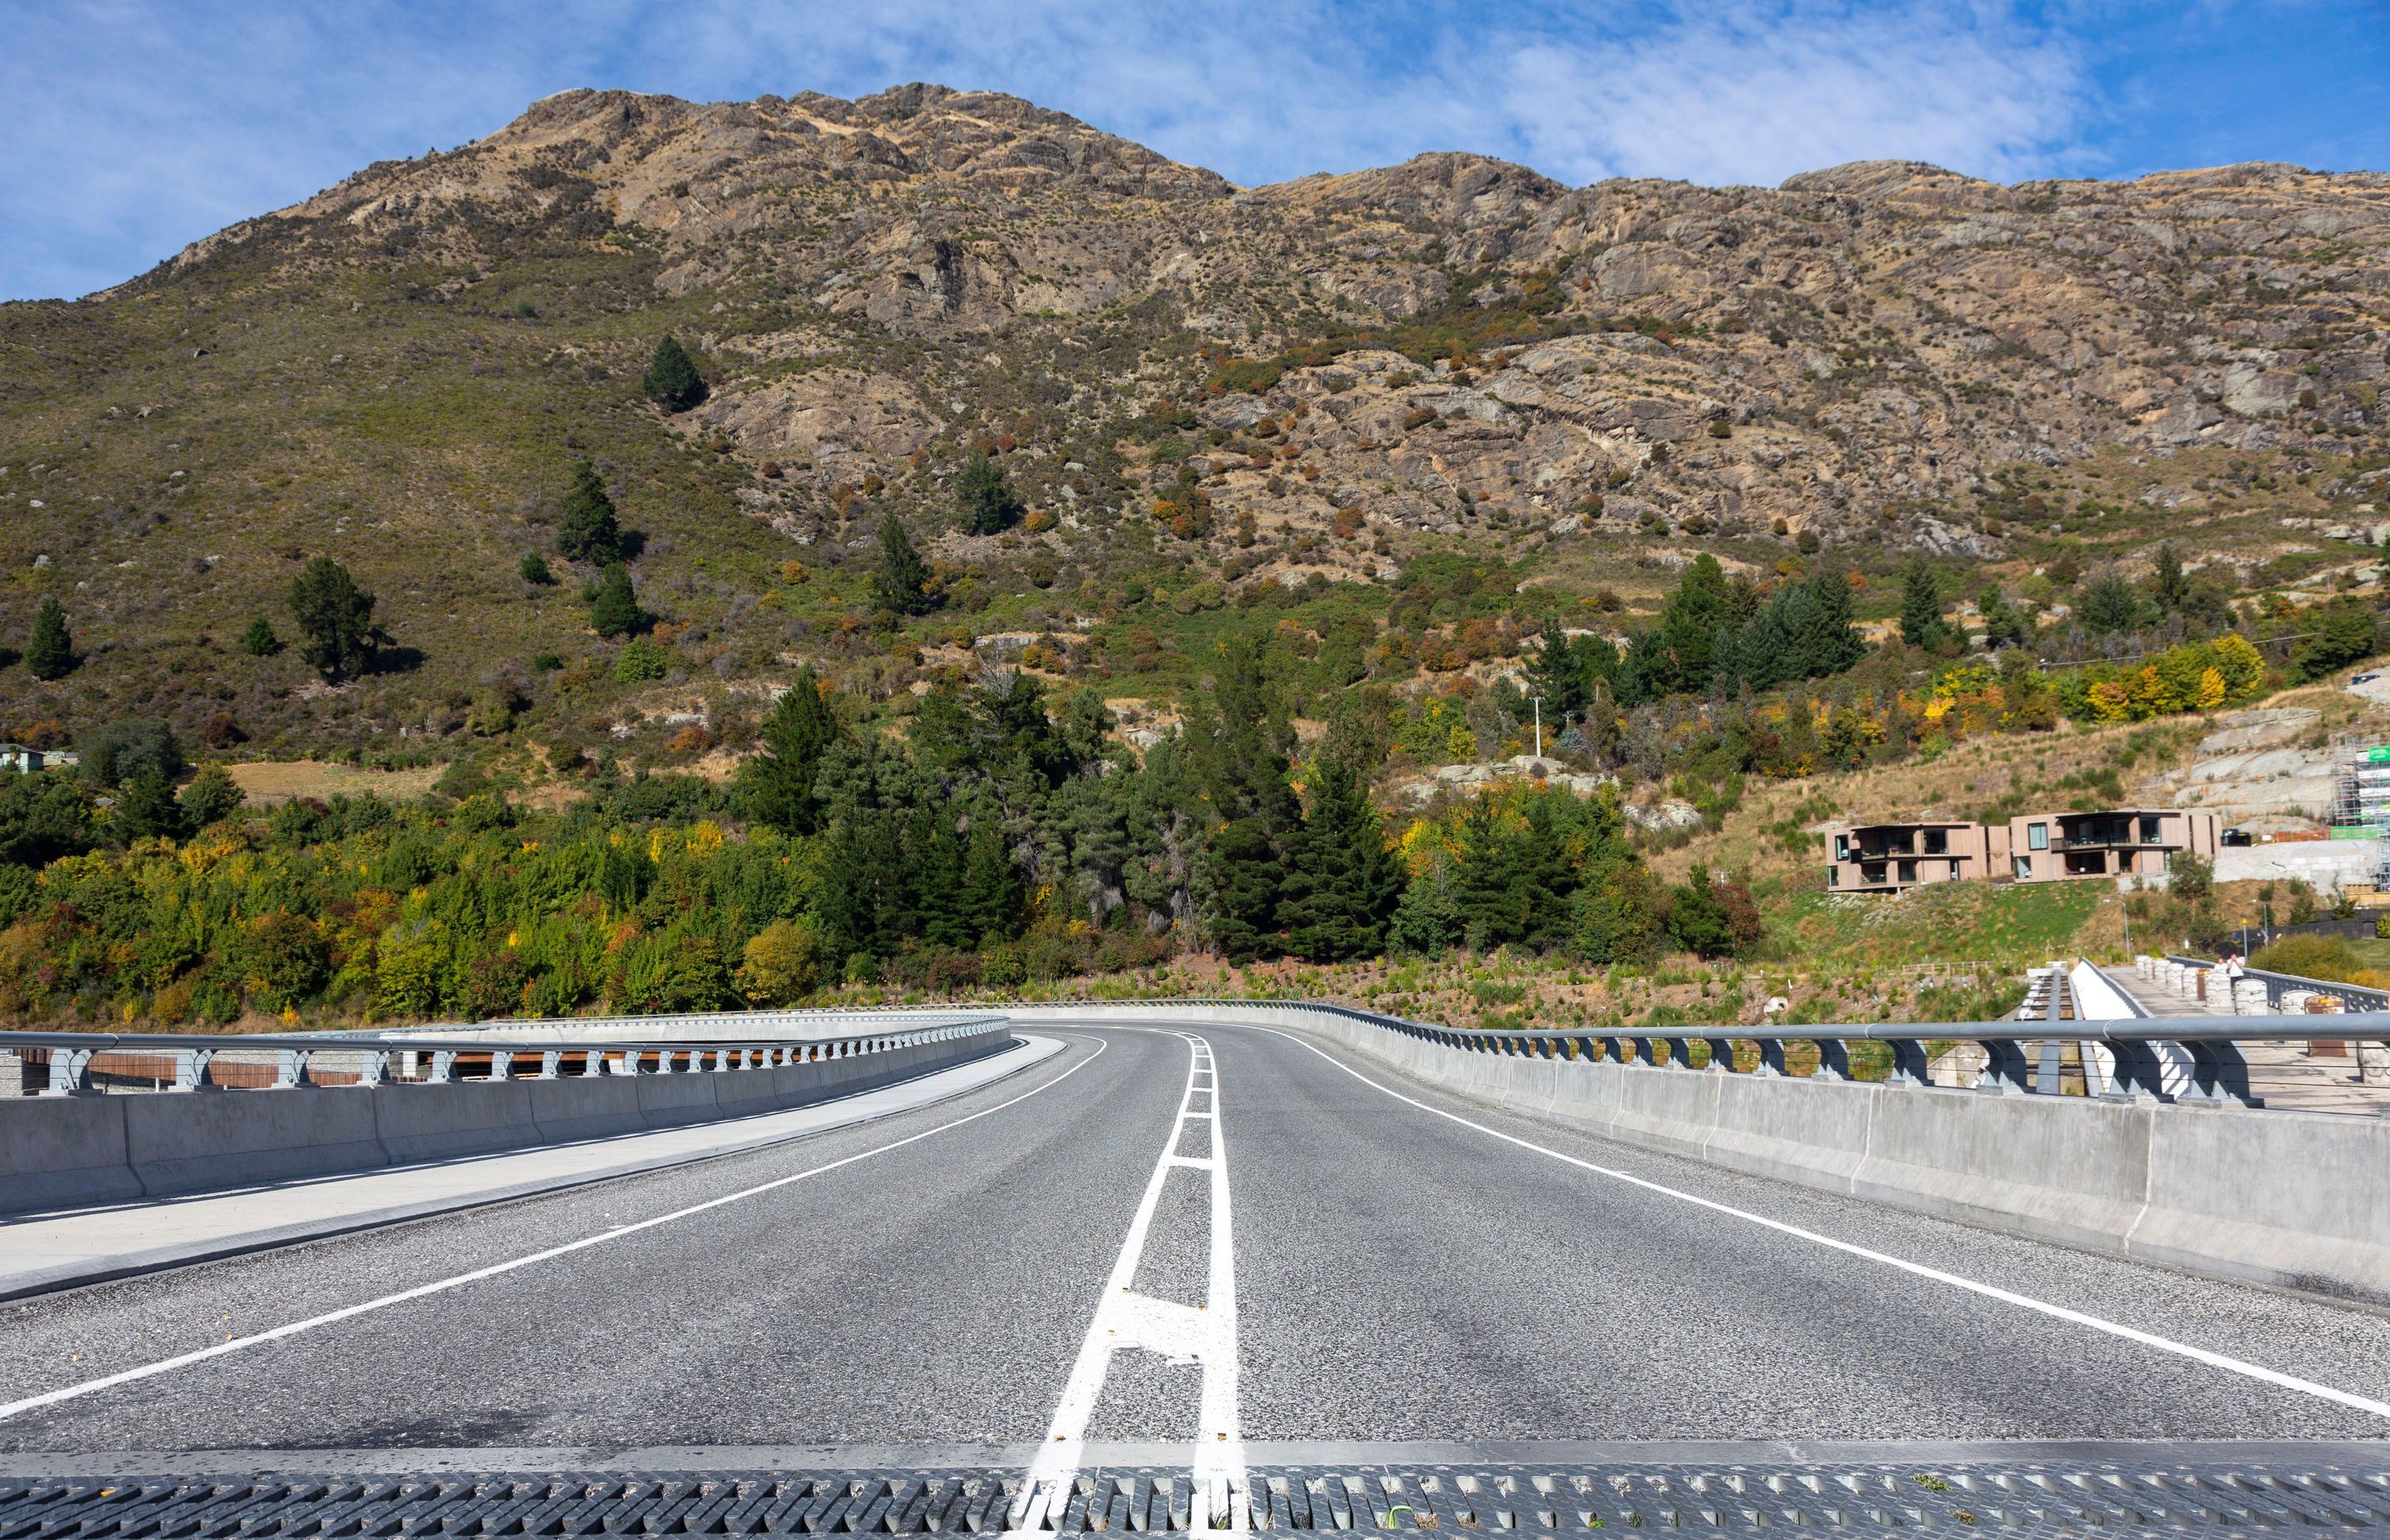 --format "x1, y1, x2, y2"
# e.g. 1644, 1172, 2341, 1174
0, 1034, 1051, 1302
